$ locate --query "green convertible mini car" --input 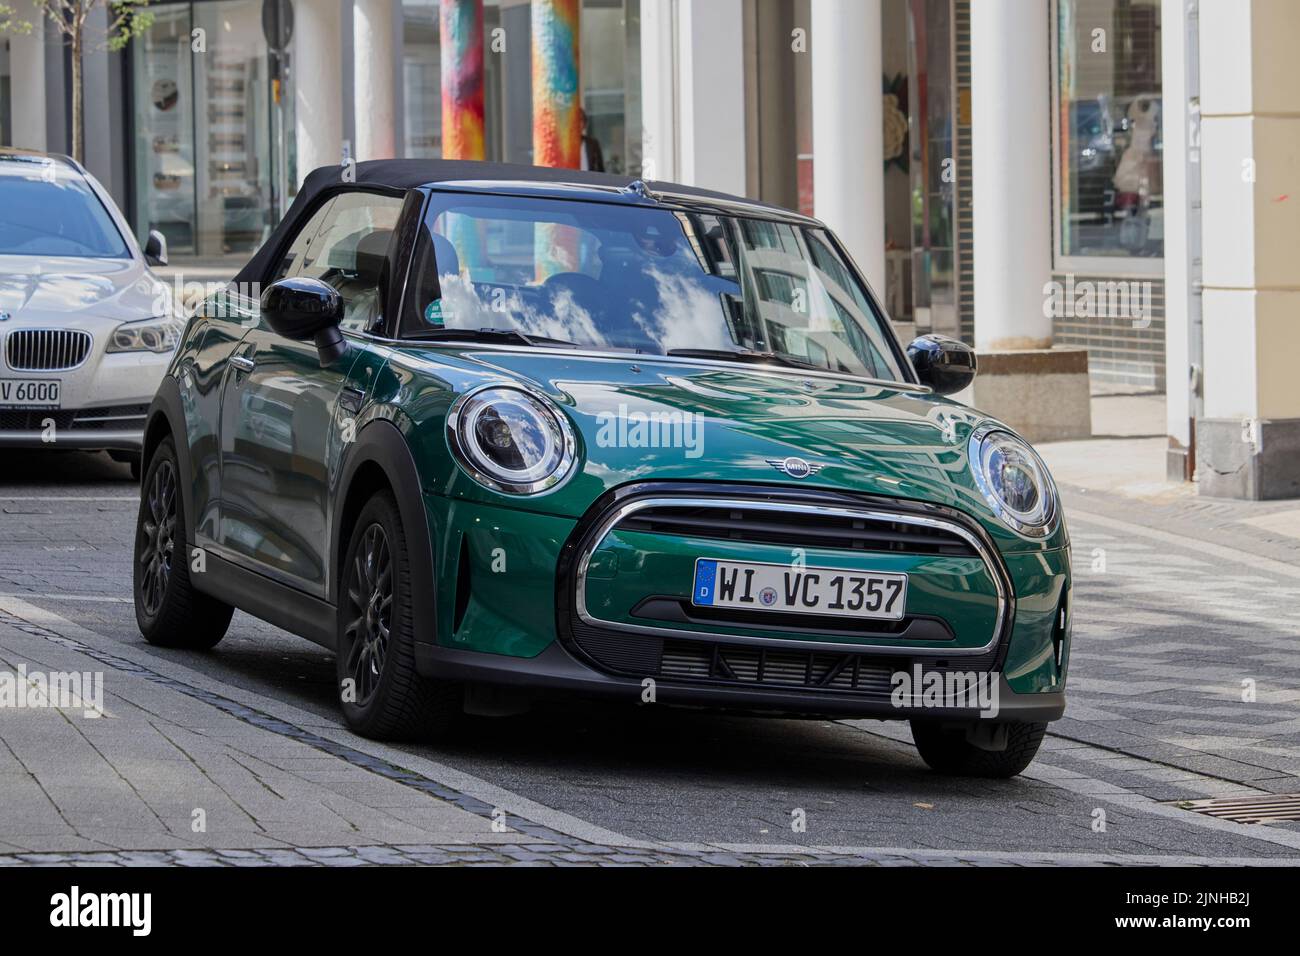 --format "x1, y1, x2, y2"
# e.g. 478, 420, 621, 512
134, 160, 1071, 777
